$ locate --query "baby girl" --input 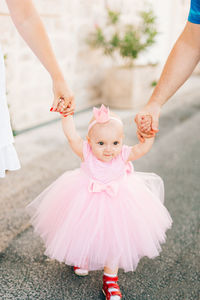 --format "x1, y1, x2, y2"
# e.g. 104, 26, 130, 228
27, 104, 172, 299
